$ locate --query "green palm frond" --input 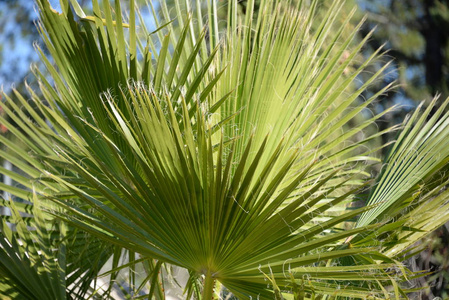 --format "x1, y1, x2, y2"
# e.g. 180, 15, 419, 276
1, 0, 449, 299
0, 200, 66, 300
0, 196, 118, 299
354, 96, 449, 256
